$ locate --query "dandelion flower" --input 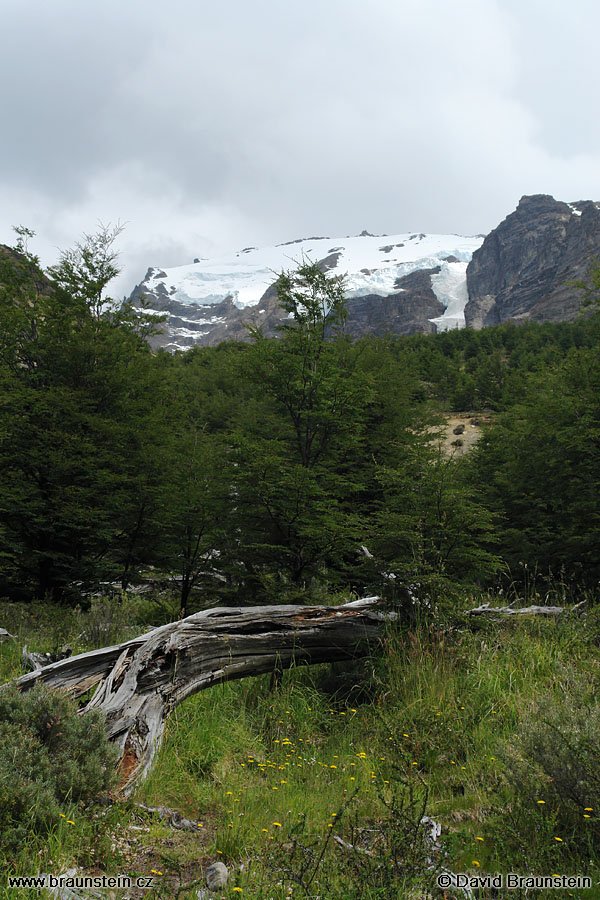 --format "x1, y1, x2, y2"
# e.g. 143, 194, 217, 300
233, 889, 243, 893
272, 822, 282, 828
554, 837, 563, 842
66, 820, 75, 825
537, 800, 545, 804
472, 861, 480, 867
475, 836, 484, 842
